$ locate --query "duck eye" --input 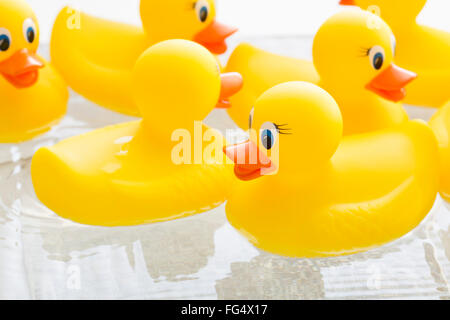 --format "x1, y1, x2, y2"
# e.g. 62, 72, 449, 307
23, 18, 36, 44
369, 45, 385, 70
249, 107, 254, 129
261, 129, 274, 150
0, 28, 11, 52
0, 35, 10, 52
195, 1, 210, 23
373, 53, 383, 70
26, 27, 35, 43
260, 122, 278, 150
